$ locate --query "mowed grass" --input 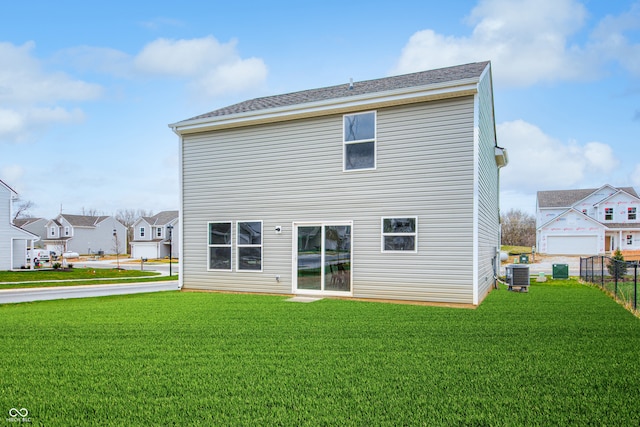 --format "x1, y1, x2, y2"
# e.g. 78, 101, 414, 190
0, 268, 169, 289
1, 280, 640, 425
